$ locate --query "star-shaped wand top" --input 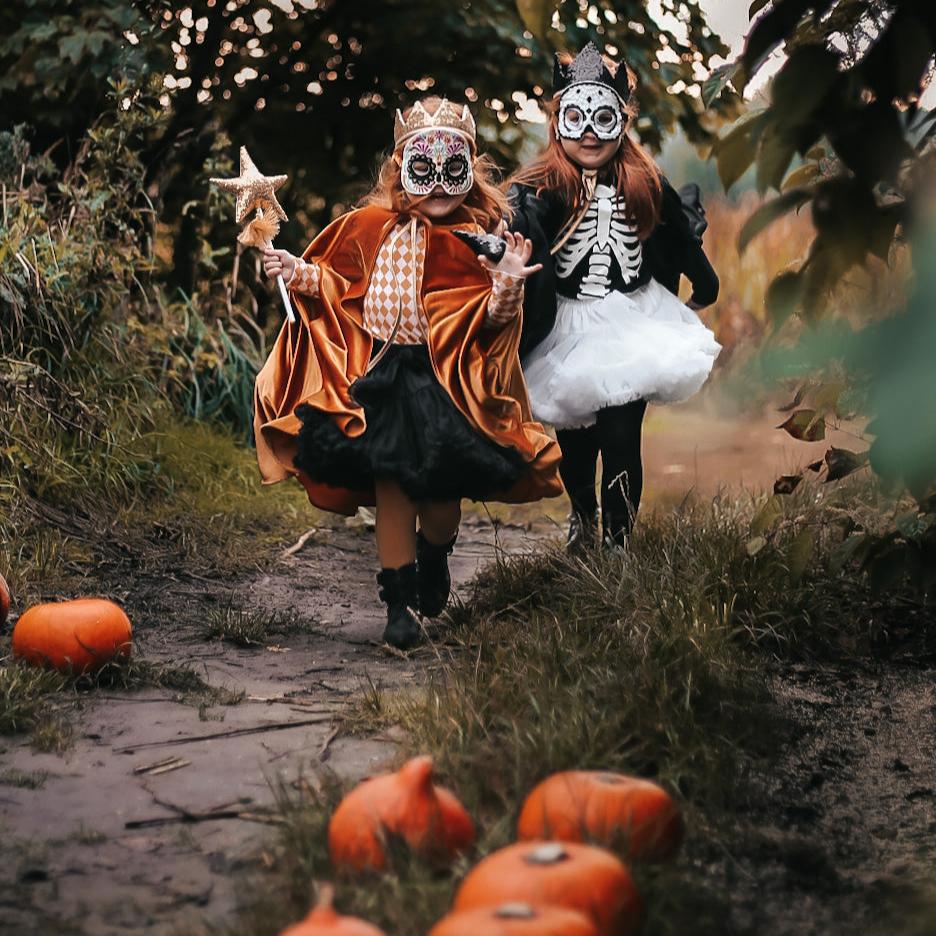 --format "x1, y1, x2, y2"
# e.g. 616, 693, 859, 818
210, 146, 288, 224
